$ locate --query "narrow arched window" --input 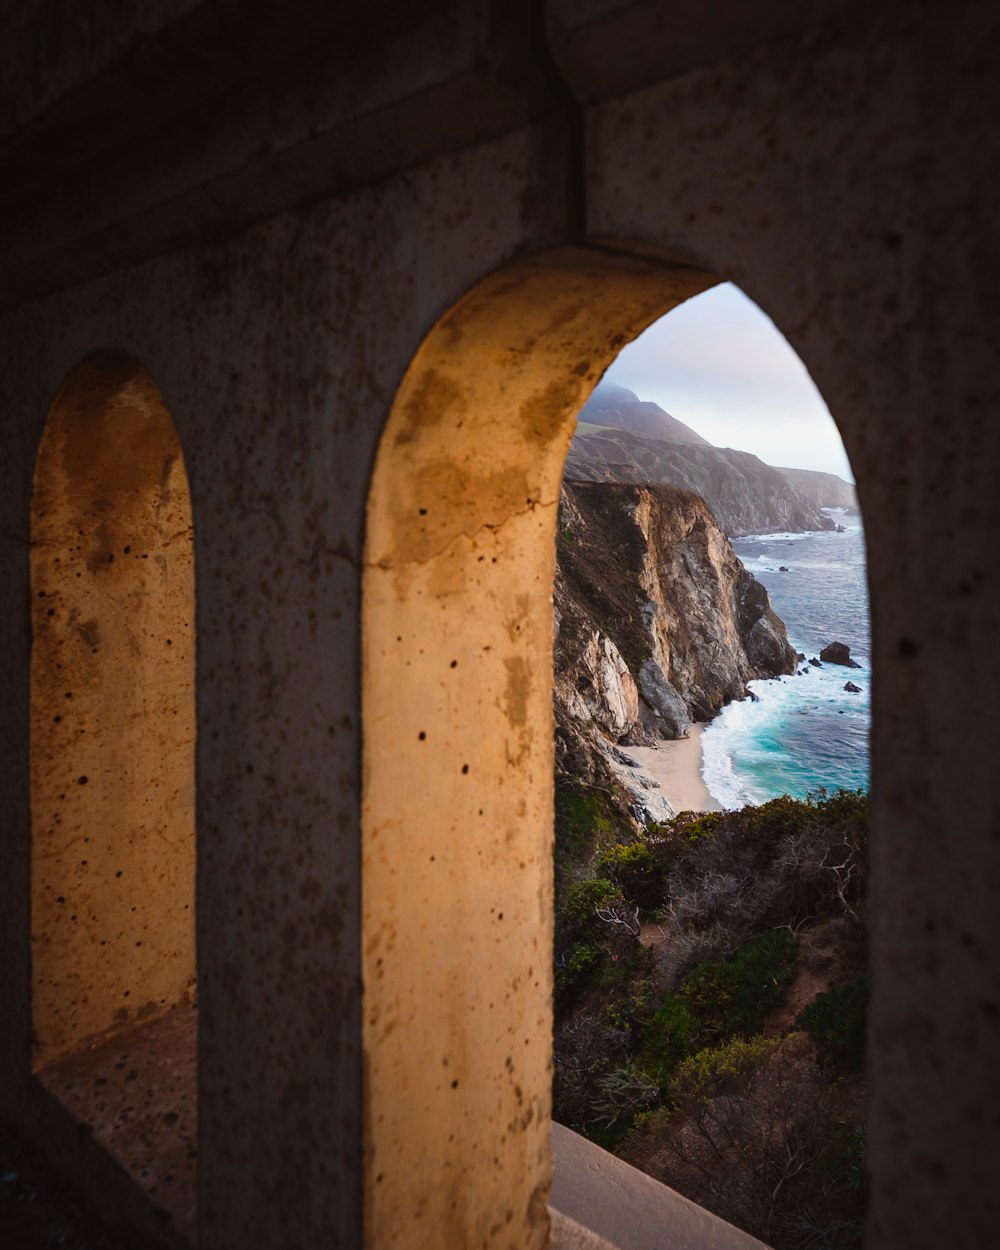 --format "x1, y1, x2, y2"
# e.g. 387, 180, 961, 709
31, 351, 197, 1237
